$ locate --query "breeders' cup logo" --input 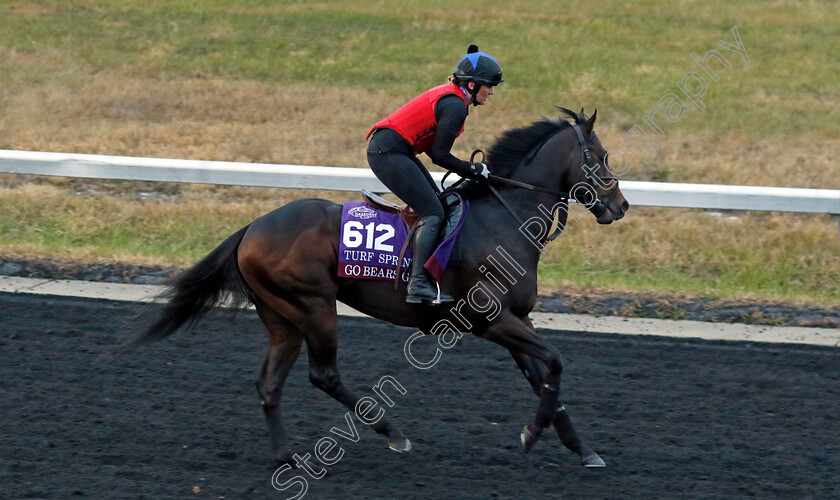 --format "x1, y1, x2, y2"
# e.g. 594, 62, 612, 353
348, 206, 377, 219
